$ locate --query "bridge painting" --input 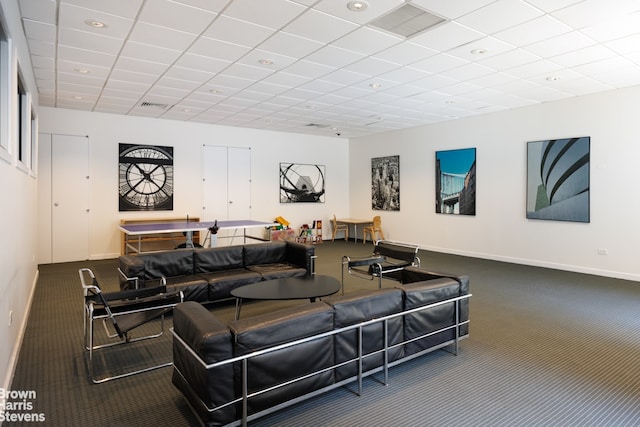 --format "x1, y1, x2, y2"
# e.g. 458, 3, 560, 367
436, 148, 476, 215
